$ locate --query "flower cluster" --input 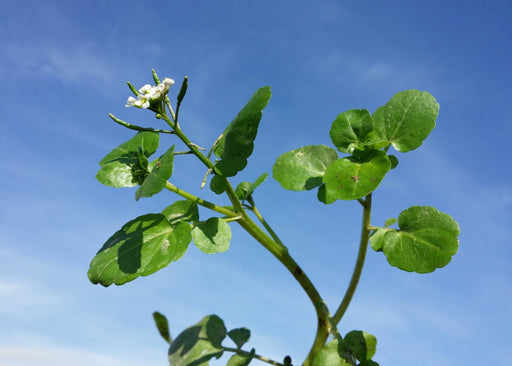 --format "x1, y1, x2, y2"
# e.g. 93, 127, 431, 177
126, 78, 175, 109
